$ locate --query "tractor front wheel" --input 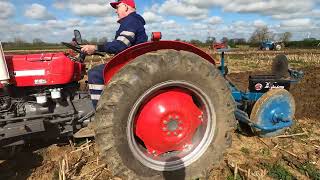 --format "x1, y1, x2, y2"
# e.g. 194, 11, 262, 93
94, 51, 236, 179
